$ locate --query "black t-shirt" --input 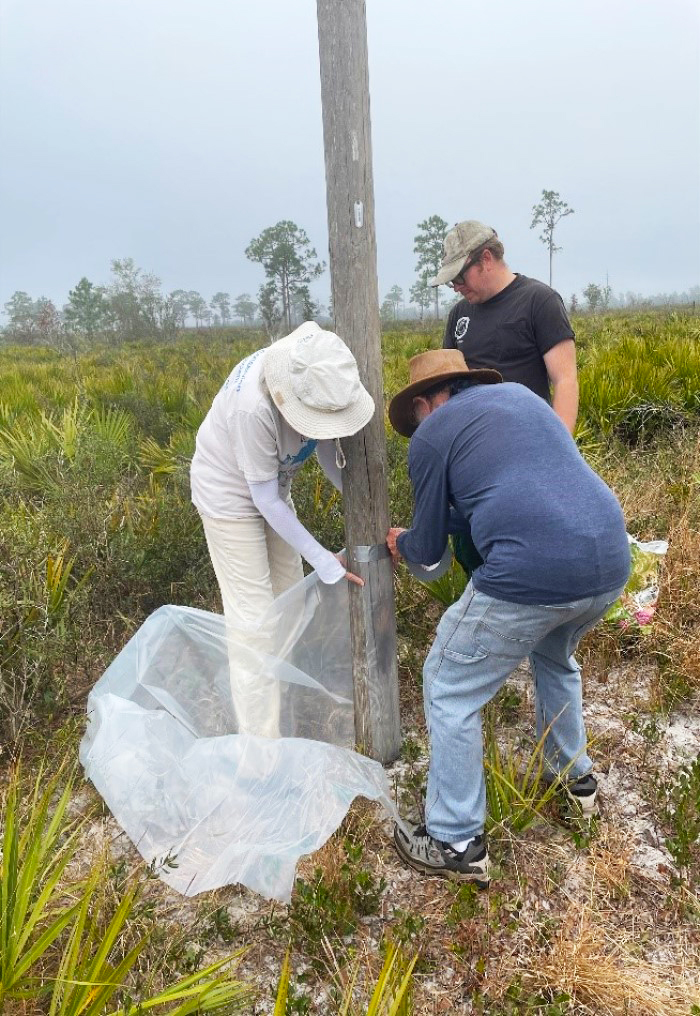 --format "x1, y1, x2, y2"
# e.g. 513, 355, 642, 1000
442, 274, 574, 403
